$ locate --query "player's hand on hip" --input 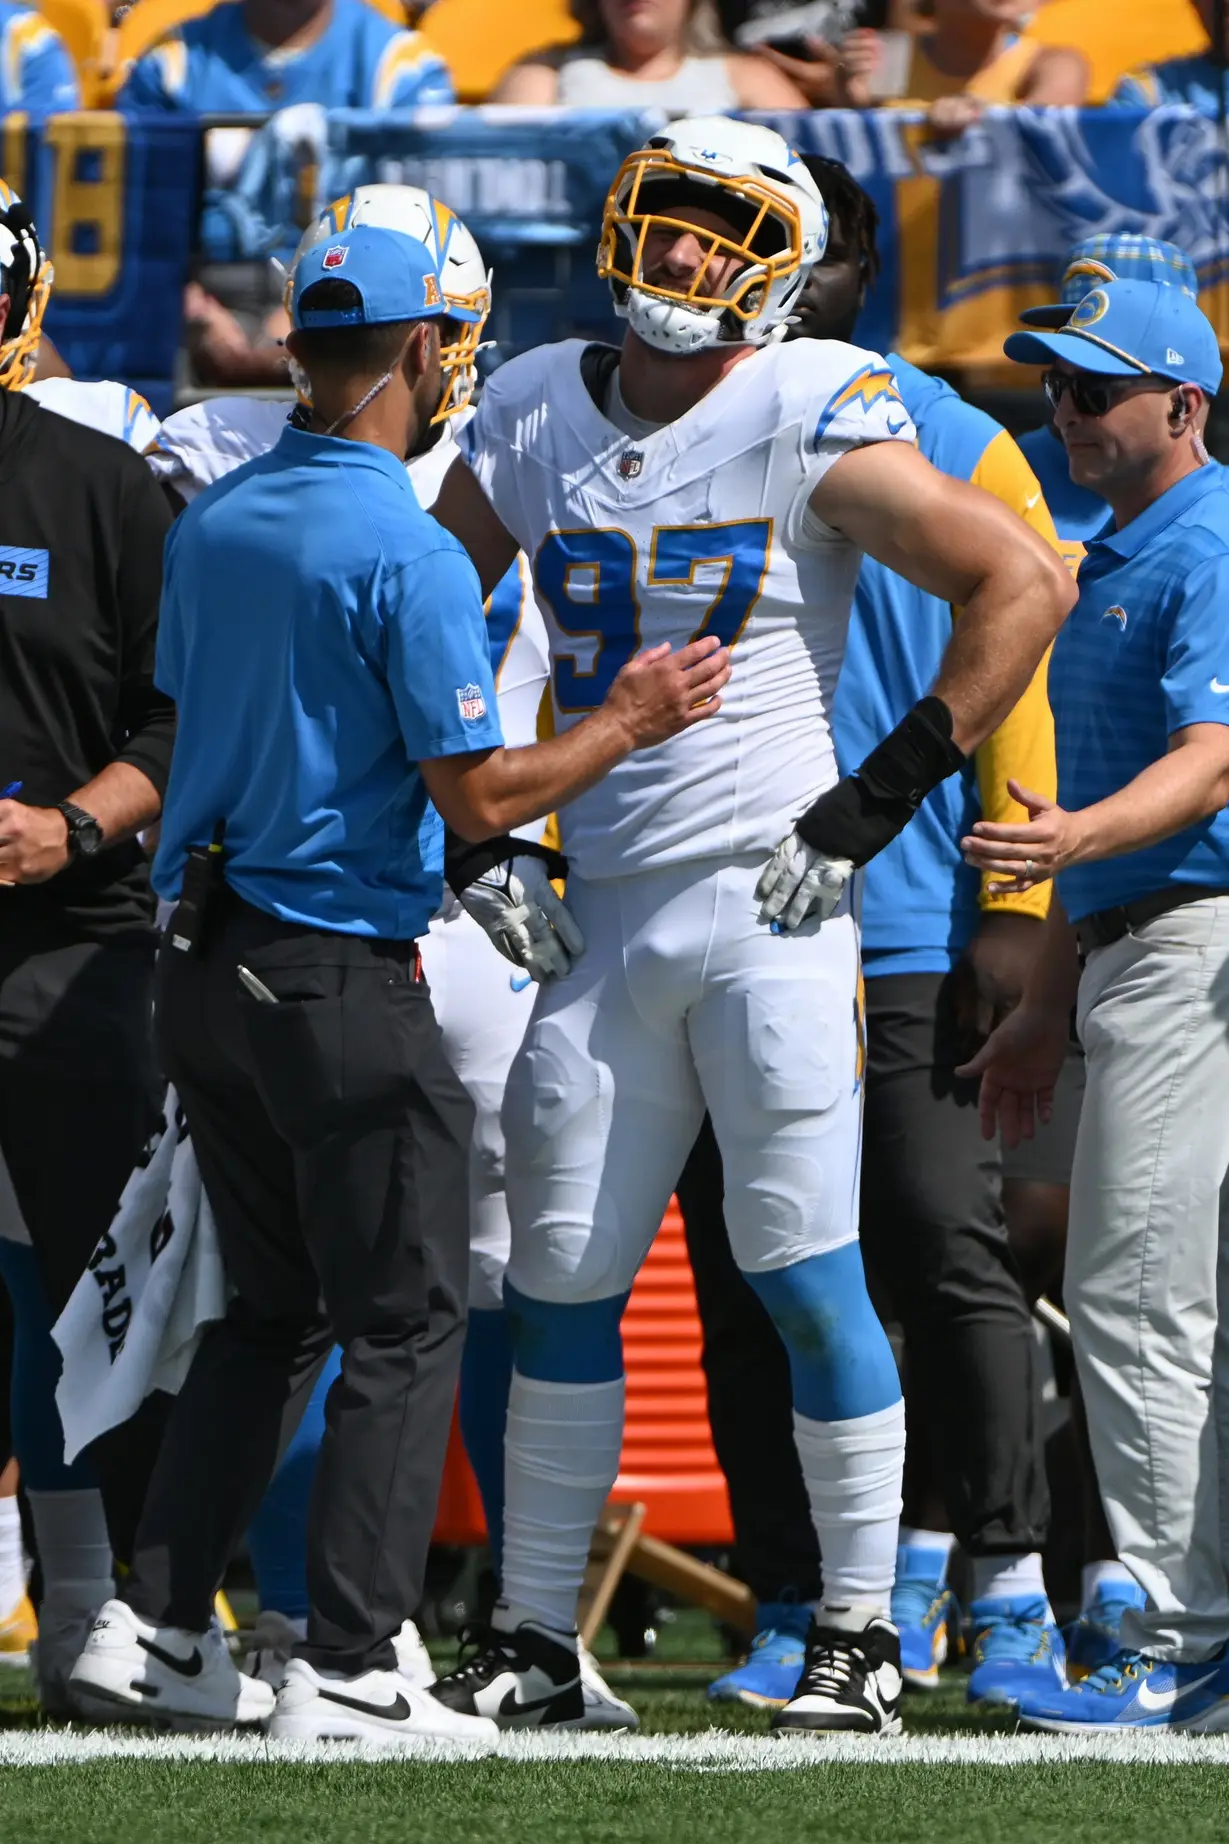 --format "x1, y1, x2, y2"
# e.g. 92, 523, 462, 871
605, 637, 731, 748
755, 830, 854, 932
955, 1000, 1069, 1149
458, 853, 585, 981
